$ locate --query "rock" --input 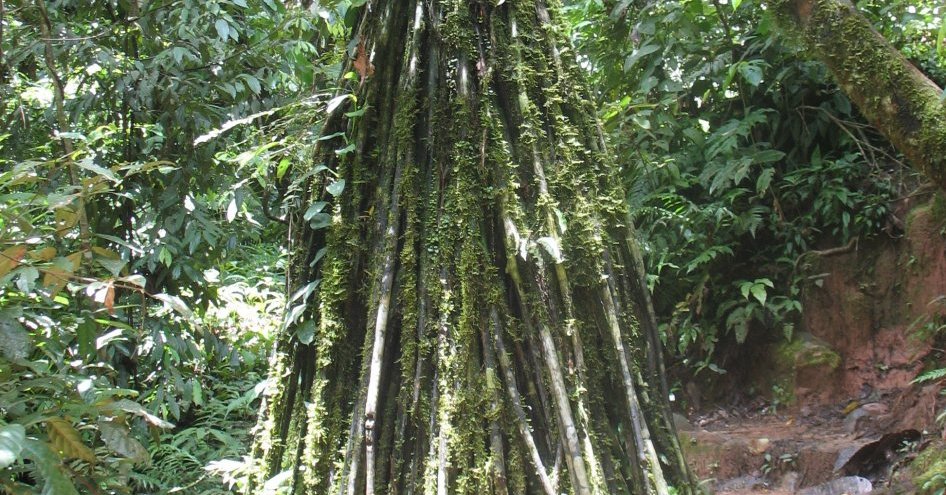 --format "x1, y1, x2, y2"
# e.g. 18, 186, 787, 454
843, 407, 869, 433
673, 412, 695, 432
778, 471, 800, 492
716, 474, 767, 492
833, 445, 862, 473
837, 429, 922, 477
797, 476, 872, 495
749, 437, 770, 454
860, 402, 888, 415
843, 402, 889, 433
